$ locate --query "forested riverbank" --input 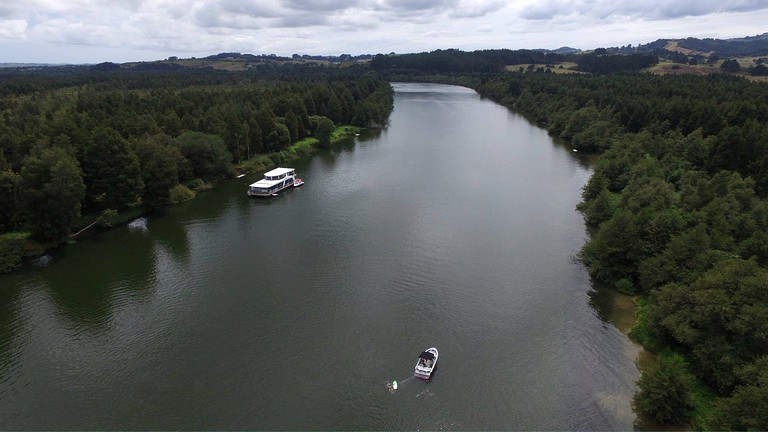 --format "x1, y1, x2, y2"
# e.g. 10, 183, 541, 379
371, 48, 768, 428
471, 72, 768, 429
0, 67, 393, 272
